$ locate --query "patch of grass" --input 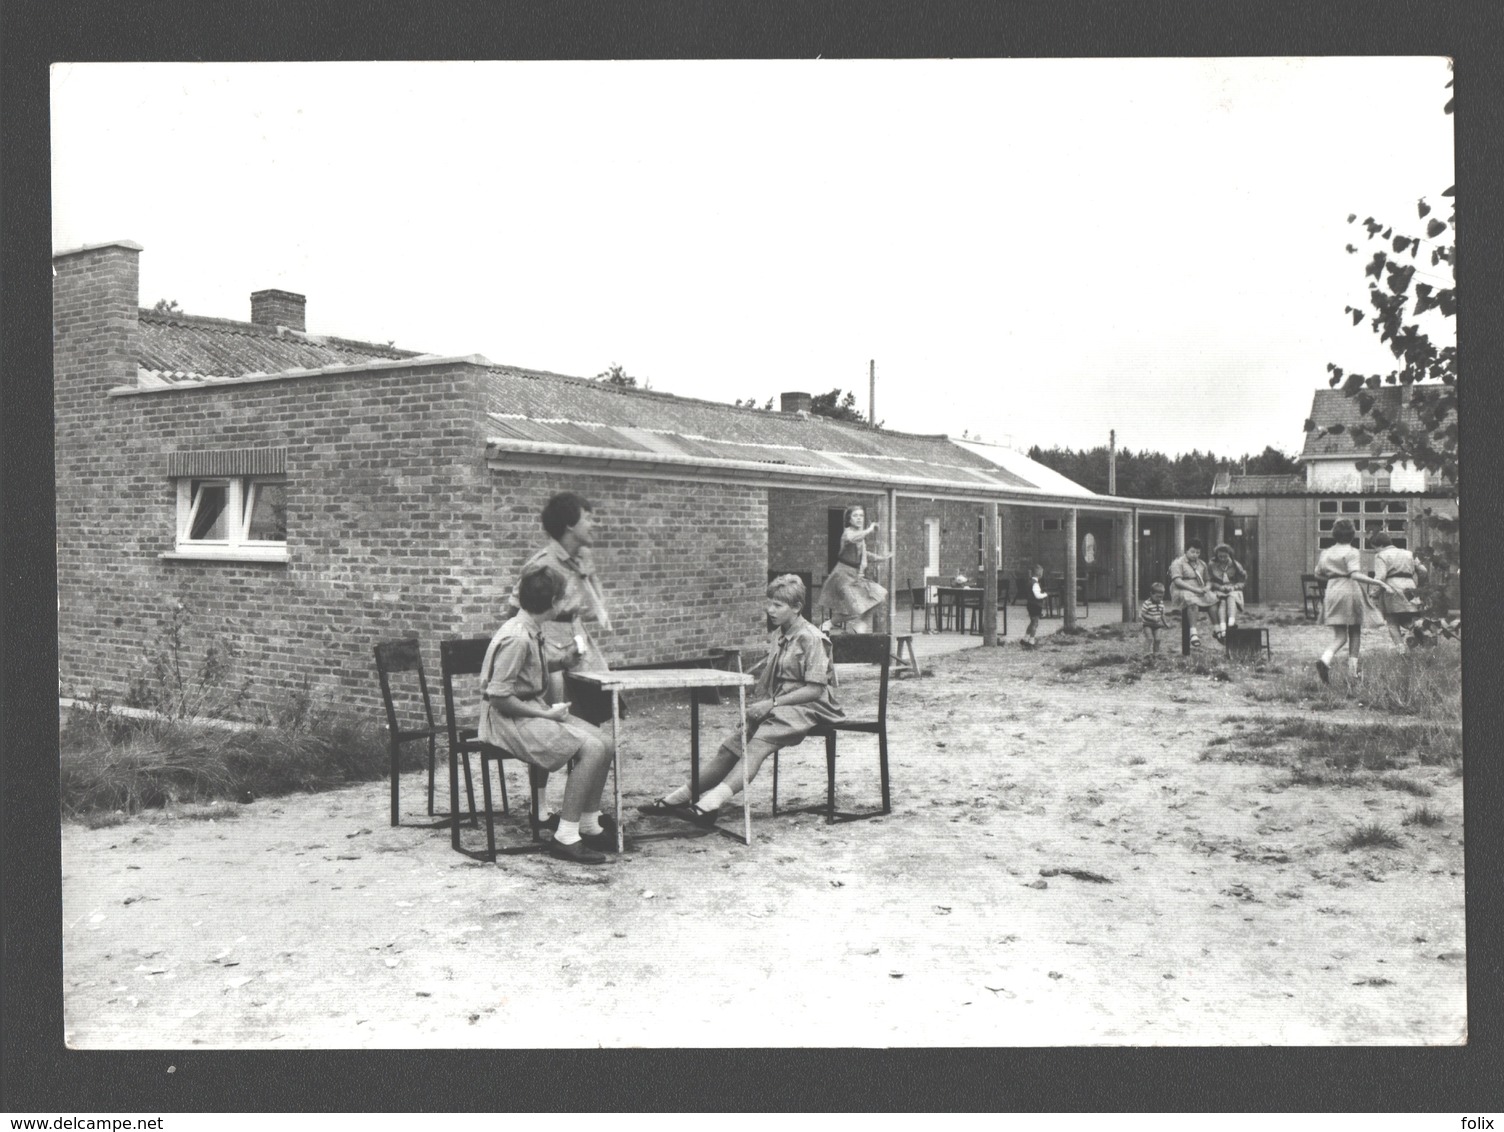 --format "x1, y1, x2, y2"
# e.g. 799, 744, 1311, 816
1208, 714, 1461, 777
60, 700, 399, 819
1380, 777, 1434, 798
1342, 822, 1402, 851
1058, 653, 1132, 675
1401, 805, 1444, 827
